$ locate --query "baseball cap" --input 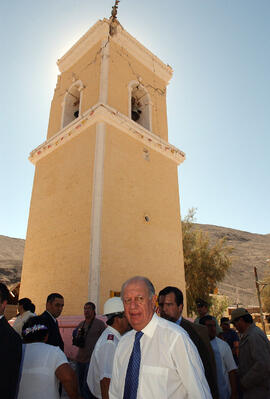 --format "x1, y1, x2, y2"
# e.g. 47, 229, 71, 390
230, 308, 250, 323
